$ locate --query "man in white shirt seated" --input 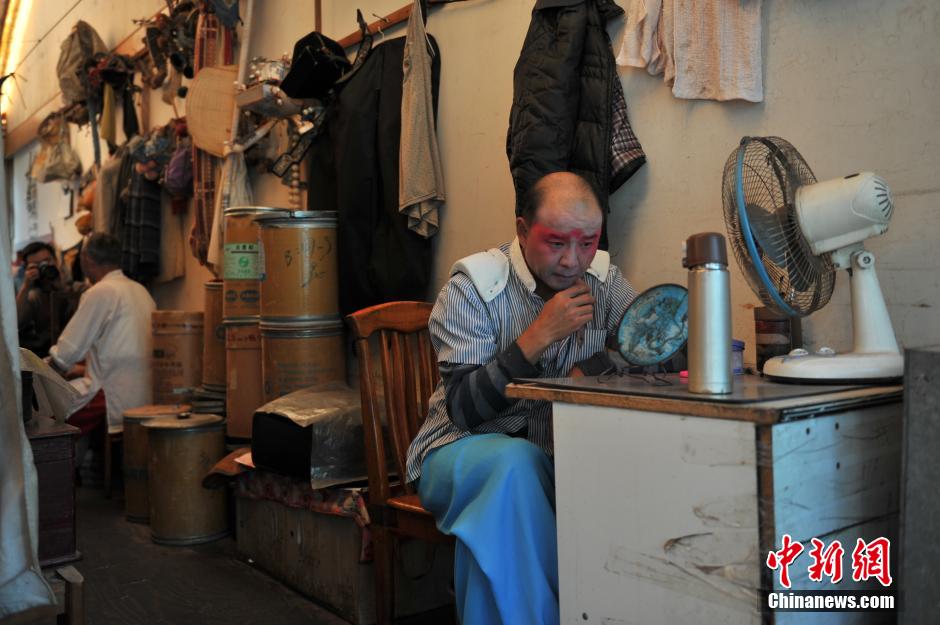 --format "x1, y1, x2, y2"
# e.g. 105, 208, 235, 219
48, 233, 156, 462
